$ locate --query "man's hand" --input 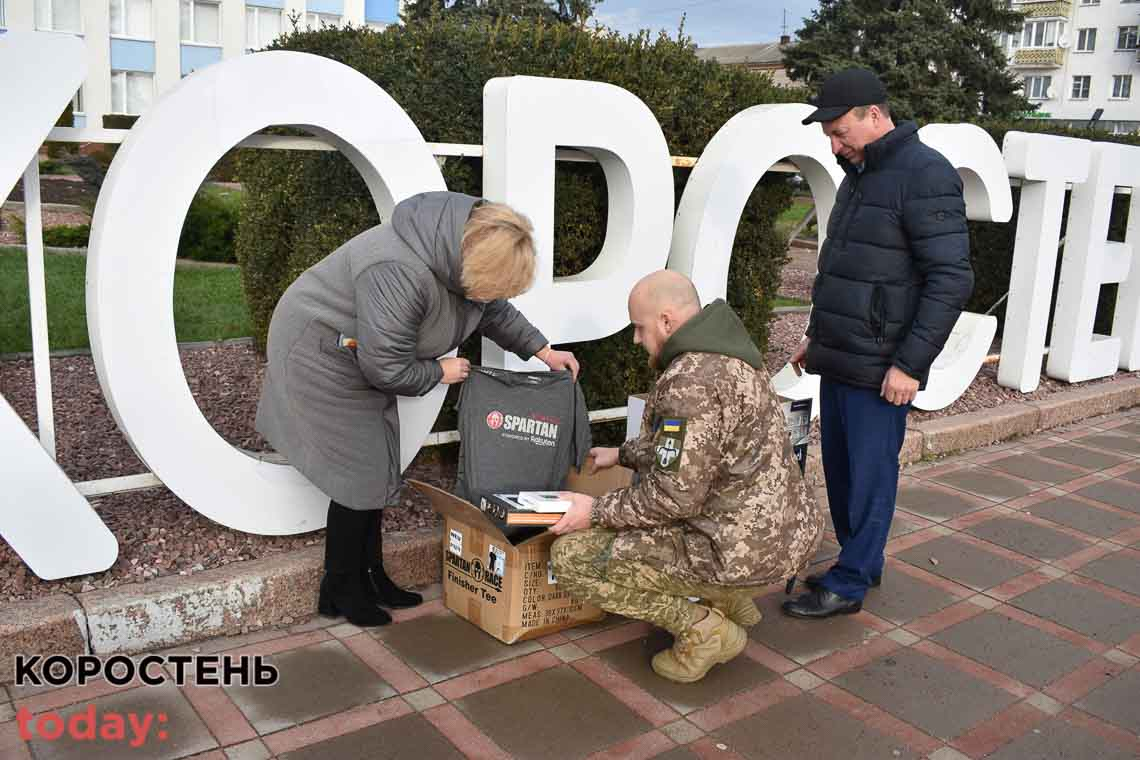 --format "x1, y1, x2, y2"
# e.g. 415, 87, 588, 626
548, 492, 594, 535
790, 338, 809, 376
587, 447, 619, 473
881, 366, 919, 406
439, 357, 471, 384
537, 345, 580, 381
